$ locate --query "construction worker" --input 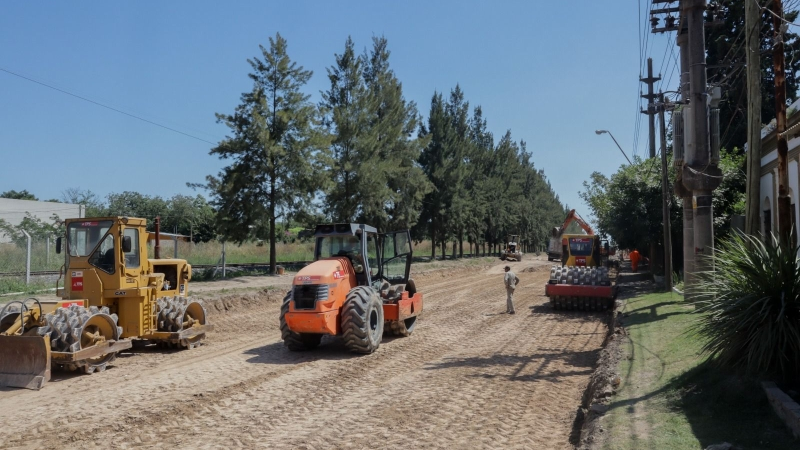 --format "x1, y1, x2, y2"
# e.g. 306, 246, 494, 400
630, 248, 641, 273
503, 266, 520, 314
